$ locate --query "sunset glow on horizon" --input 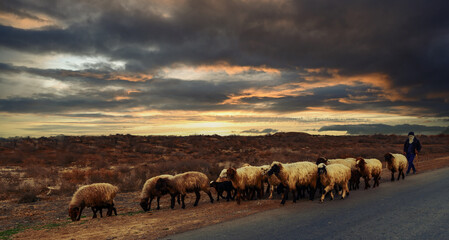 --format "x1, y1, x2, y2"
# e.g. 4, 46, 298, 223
1, 1, 448, 137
